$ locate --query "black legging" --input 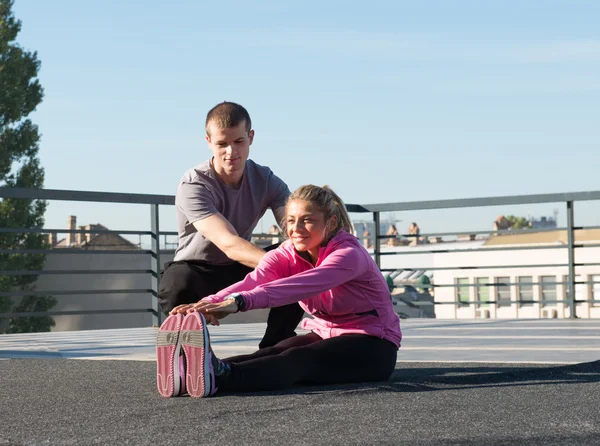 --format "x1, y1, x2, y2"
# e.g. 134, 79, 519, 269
218, 332, 398, 393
